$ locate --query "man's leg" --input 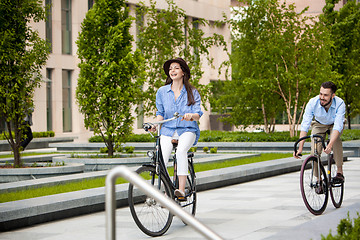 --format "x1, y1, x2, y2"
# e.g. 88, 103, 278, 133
310, 121, 328, 177
20, 125, 33, 150
331, 127, 344, 175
